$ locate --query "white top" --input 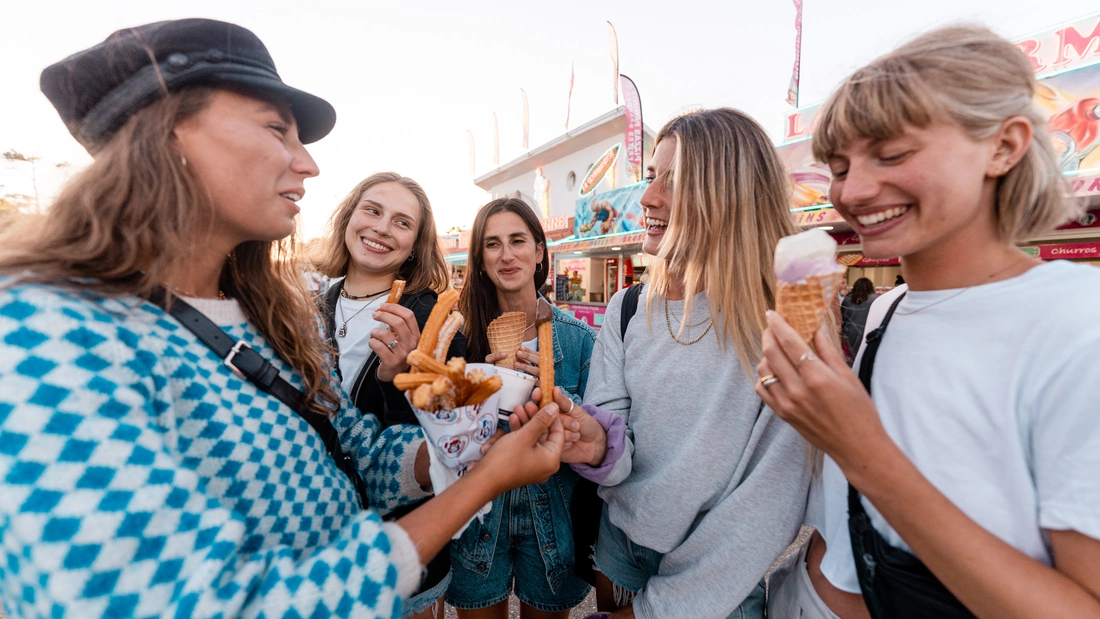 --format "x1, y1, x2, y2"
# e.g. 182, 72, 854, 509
334, 295, 387, 394
810, 261, 1100, 593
